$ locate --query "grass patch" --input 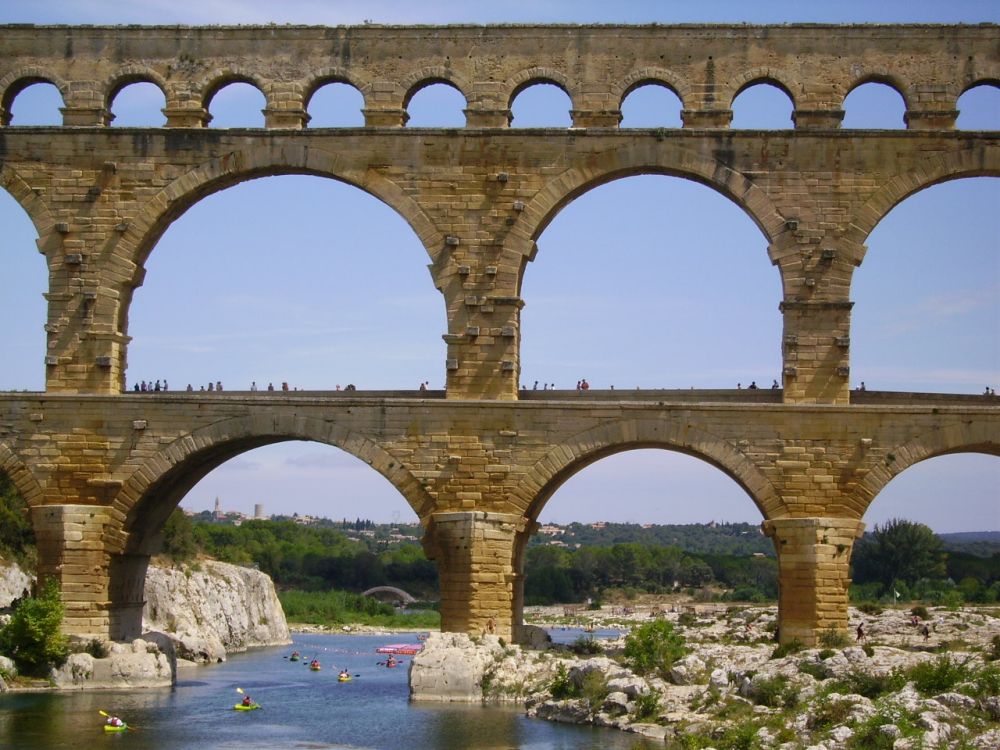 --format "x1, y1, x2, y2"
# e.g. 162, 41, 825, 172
278, 589, 440, 629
